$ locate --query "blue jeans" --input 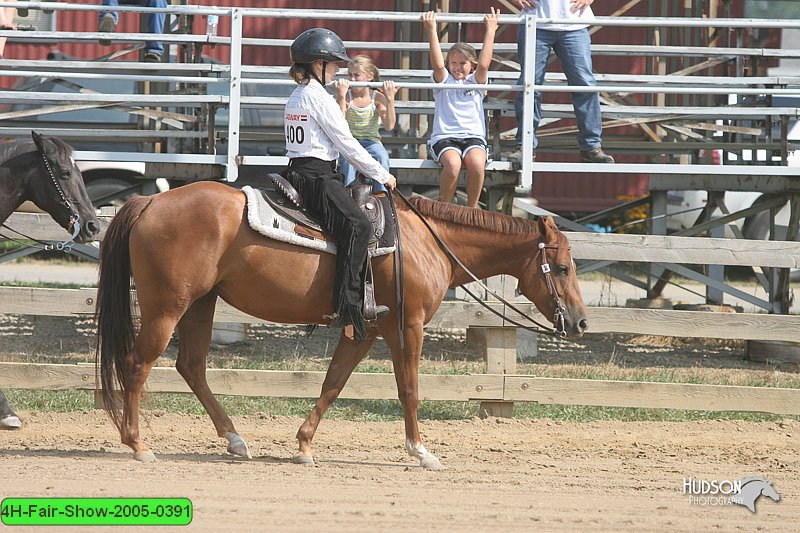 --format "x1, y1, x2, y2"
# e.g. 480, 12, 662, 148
100, 0, 166, 56
338, 140, 390, 193
514, 27, 602, 151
